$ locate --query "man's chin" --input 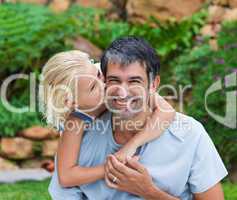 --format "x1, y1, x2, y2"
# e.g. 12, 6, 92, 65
113, 110, 138, 120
